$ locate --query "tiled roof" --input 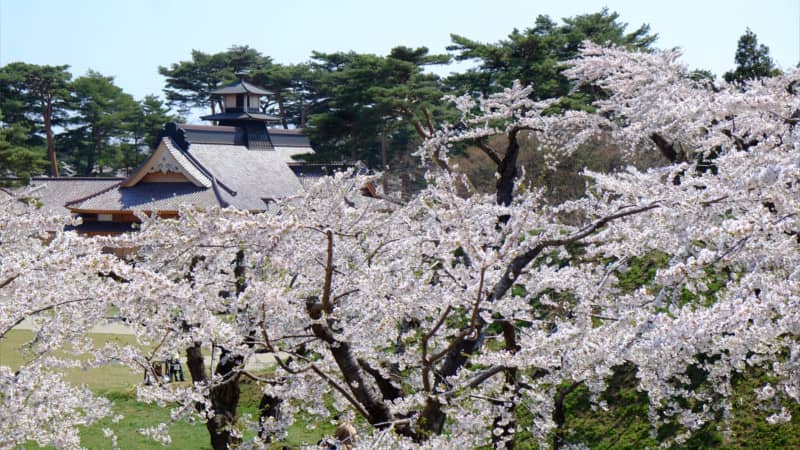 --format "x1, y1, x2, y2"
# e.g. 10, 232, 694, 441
188, 144, 304, 209
61, 120, 311, 215
164, 139, 212, 187
12, 178, 124, 215
67, 182, 222, 212
268, 131, 312, 148
244, 122, 273, 150
180, 124, 238, 132
200, 111, 281, 122
209, 80, 273, 96
180, 124, 244, 146
121, 138, 211, 188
